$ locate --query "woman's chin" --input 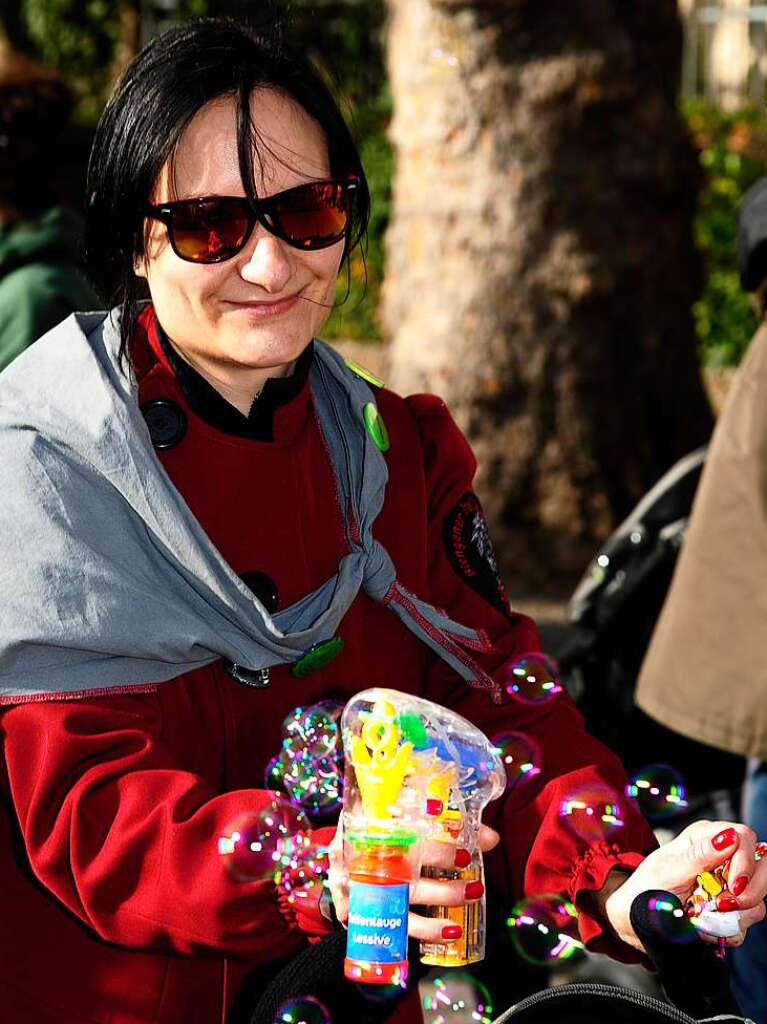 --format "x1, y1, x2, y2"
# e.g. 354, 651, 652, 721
225, 329, 310, 374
